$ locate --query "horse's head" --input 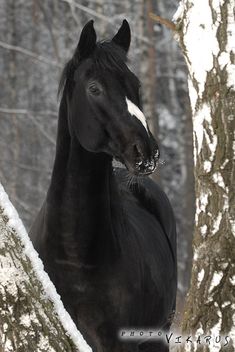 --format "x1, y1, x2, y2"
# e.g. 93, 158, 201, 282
62, 20, 159, 176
